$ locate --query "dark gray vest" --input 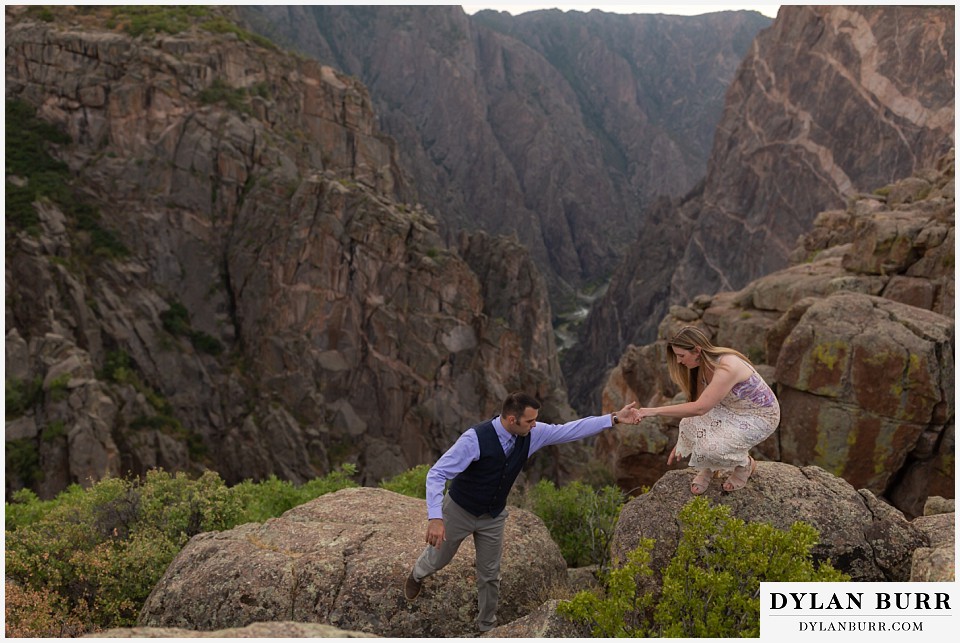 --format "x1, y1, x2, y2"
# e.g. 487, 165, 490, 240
448, 419, 530, 517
